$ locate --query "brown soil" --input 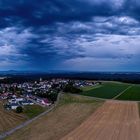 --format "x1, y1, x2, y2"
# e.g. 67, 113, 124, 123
5, 98, 102, 140
62, 101, 140, 140
0, 101, 26, 134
